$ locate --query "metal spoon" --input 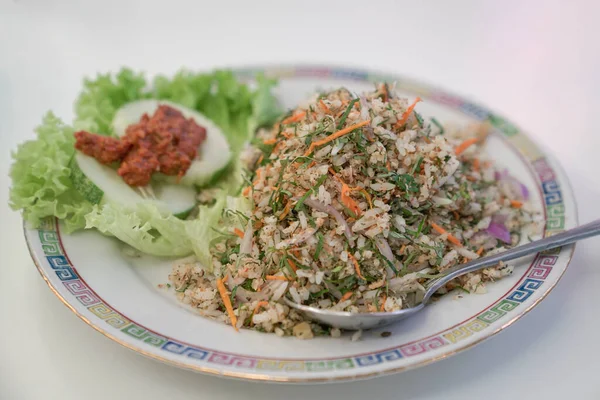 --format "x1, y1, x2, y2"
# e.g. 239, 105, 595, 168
285, 219, 600, 330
